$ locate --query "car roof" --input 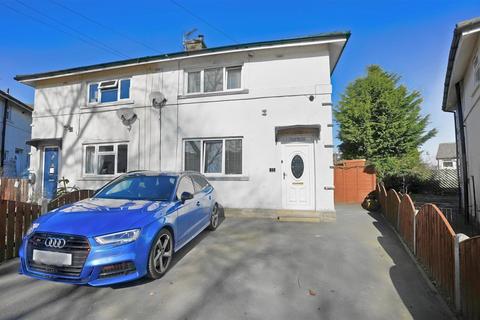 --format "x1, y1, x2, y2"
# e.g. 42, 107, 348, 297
125, 170, 204, 178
